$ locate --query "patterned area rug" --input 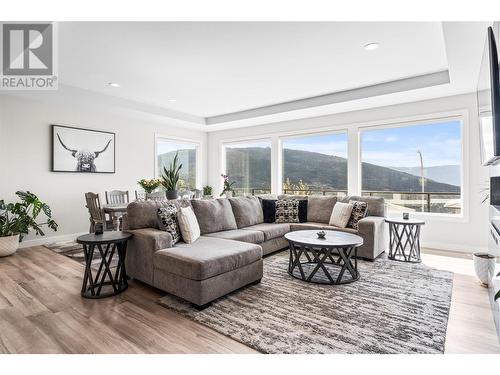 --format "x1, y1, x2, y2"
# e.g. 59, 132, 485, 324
158, 251, 453, 354
44, 241, 119, 268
